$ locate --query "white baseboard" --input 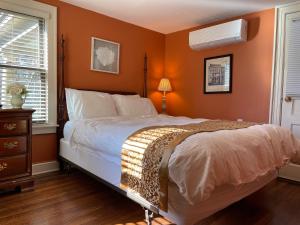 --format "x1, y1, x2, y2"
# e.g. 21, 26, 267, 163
278, 163, 300, 182
32, 160, 60, 175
